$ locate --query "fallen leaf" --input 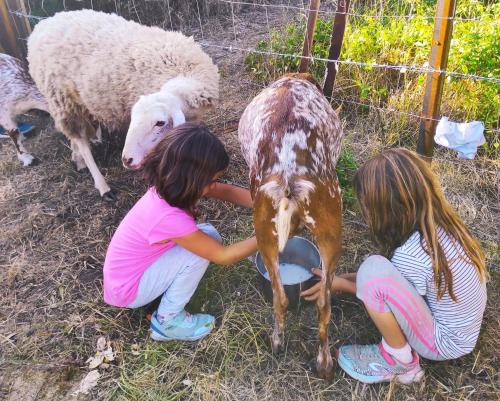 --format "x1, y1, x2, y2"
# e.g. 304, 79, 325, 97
96, 336, 106, 352
86, 354, 104, 370
131, 344, 140, 356
102, 346, 115, 362
73, 370, 100, 395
